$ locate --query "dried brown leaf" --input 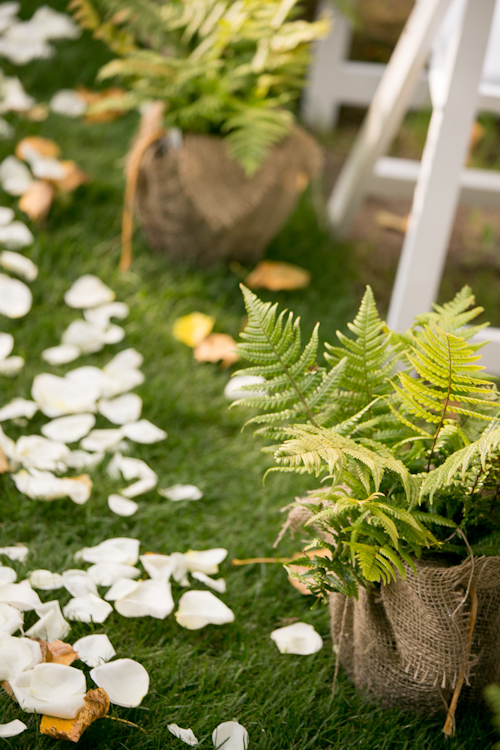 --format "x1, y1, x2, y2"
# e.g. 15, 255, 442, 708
0, 446, 9, 473
16, 136, 61, 160
40, 688, 110, 742
19, 181, 55, 221
245, 261, 311, 291
193, 333, 238, 368
48, 640, 79, 666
